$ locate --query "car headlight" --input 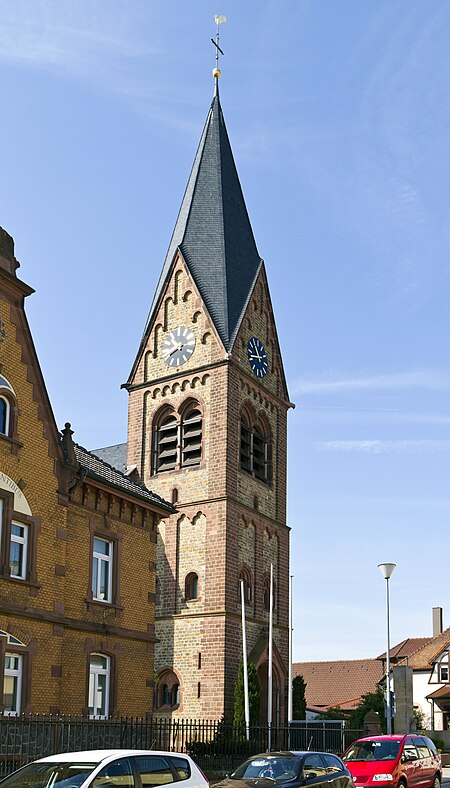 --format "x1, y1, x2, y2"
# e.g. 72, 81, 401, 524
372, 776, 394, 782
